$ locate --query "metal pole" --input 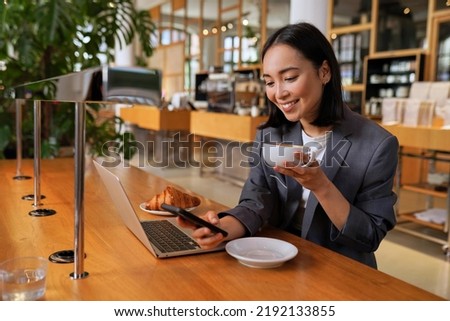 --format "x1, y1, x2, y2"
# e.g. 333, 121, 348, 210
15, 100, 23, 176
14, 99, 31, 180
71, 102, 89, 279
27, 101, 54, 216
33, 100, 42, 207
